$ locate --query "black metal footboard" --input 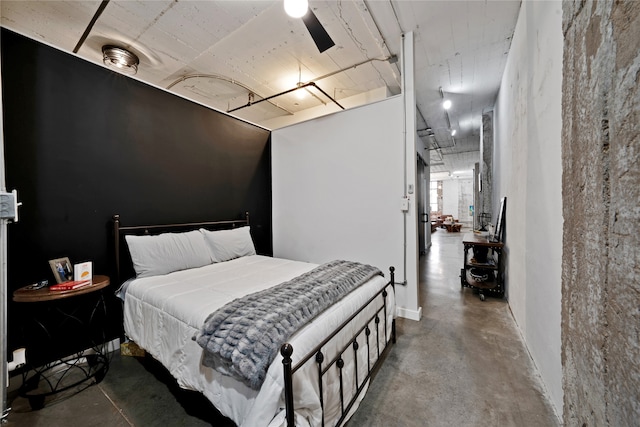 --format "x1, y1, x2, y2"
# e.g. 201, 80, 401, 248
281, 266, 396, 427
